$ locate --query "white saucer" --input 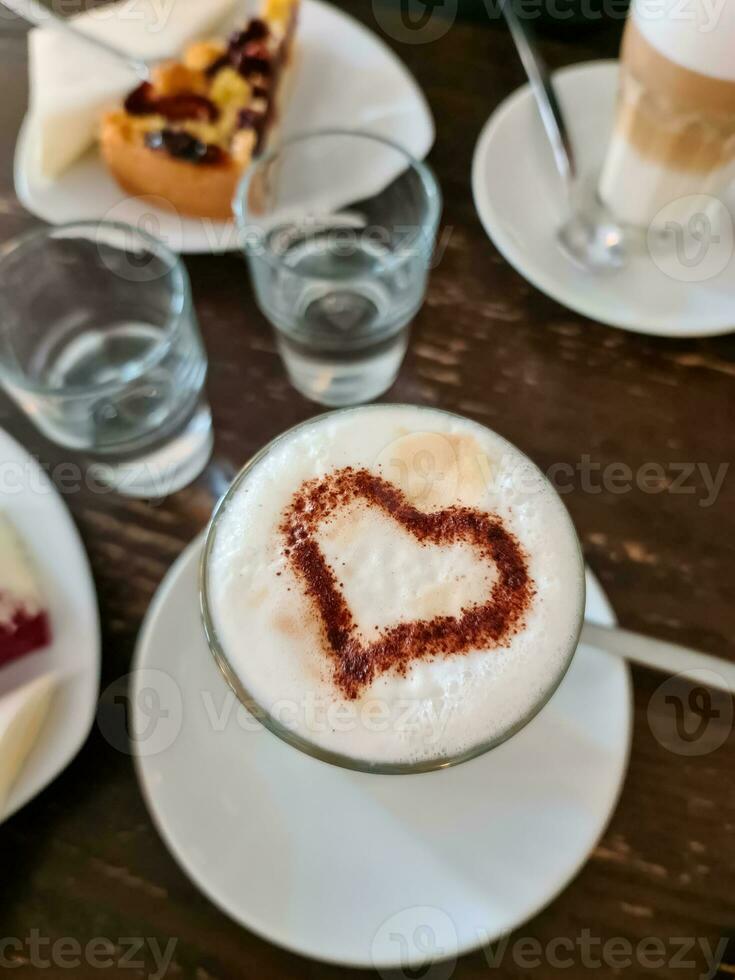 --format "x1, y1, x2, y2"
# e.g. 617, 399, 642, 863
133, 536, 631, 966
472, 60, 735, 337
0, 428, 100, 824
14, 0, 434, 255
